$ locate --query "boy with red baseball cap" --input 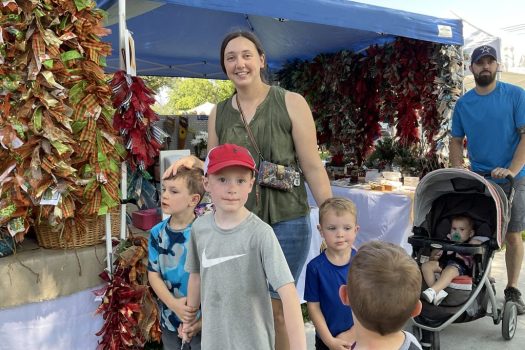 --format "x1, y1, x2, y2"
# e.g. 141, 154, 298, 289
182, 144, 306, 350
